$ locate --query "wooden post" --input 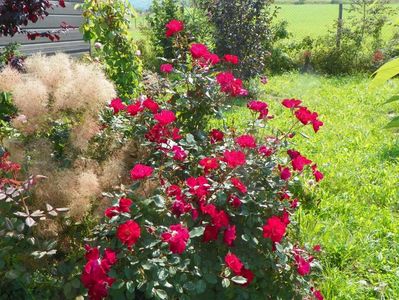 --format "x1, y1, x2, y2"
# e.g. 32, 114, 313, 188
336, 0, 343, 48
